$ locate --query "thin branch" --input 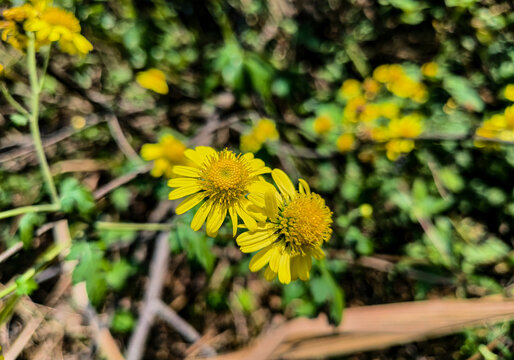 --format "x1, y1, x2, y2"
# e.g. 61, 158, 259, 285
0, 82, 30, 117
0, 203, 60, 220
93, 164, 151, 200
95, 222, 173, 232
106, 113, 143, 164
